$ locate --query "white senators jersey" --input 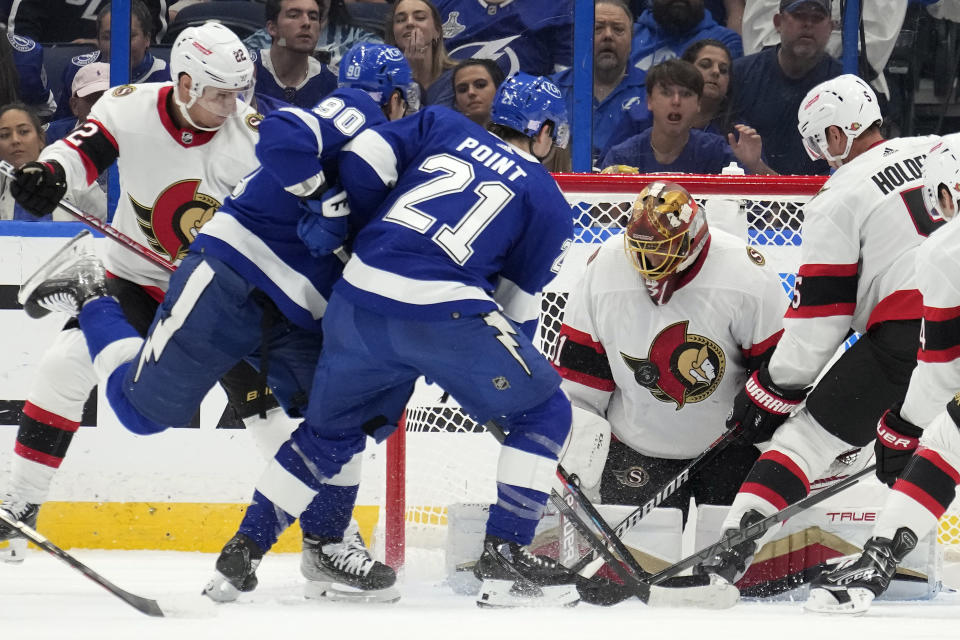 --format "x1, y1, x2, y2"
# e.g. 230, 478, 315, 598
769, 135, 946, 388
554, 229, 787, 459
40, 82, 262, 295
901, 220, 960, 427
